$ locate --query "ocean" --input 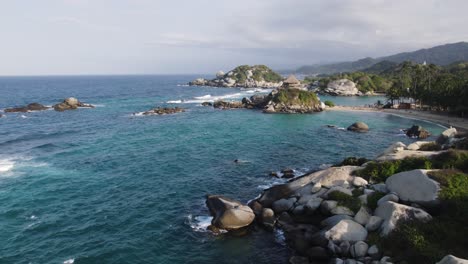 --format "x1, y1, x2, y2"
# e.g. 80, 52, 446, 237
0, 75, 445, 264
